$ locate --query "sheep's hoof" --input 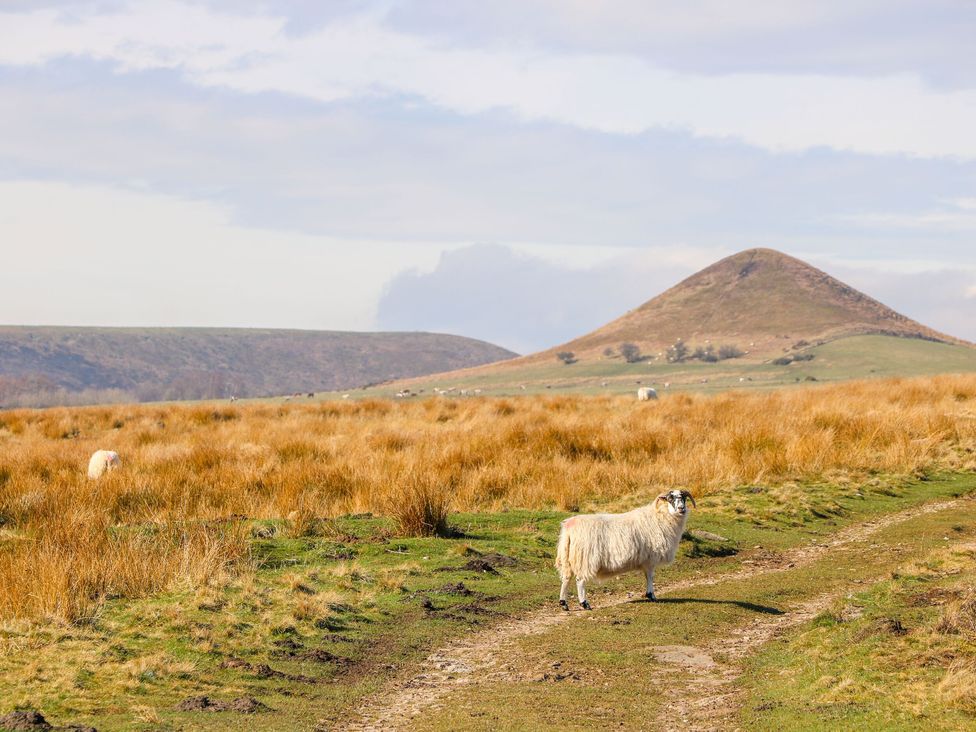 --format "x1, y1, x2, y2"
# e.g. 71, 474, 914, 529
645, 592, 657, 602
559, 599, 569, 611
580, 600, 592, 610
